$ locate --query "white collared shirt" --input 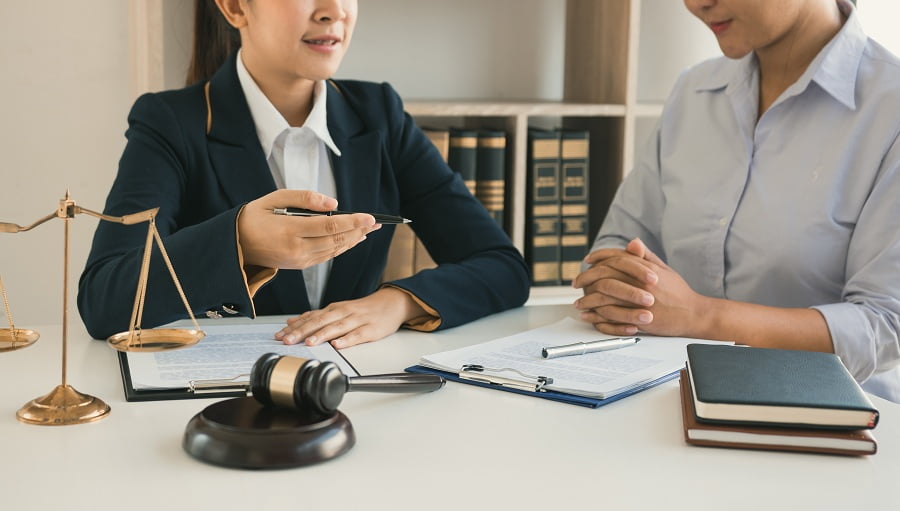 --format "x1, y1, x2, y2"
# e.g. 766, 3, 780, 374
236, 49, 342, 309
